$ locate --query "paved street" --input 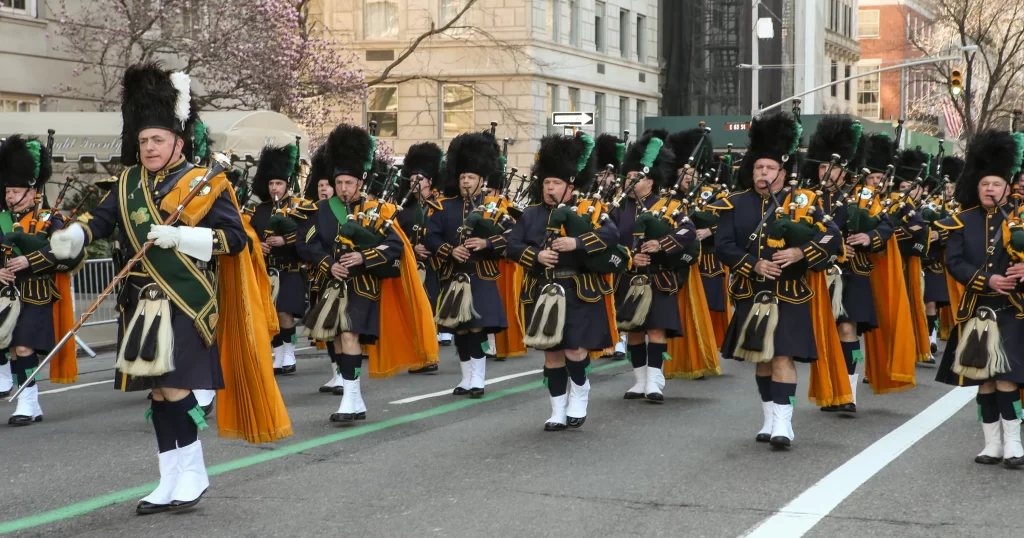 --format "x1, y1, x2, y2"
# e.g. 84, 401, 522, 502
2, 341, 1021, 538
